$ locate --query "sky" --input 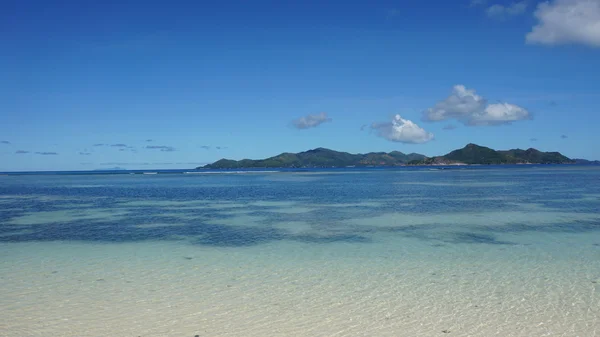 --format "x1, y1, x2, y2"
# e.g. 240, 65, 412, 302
1, 0, 599, 171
